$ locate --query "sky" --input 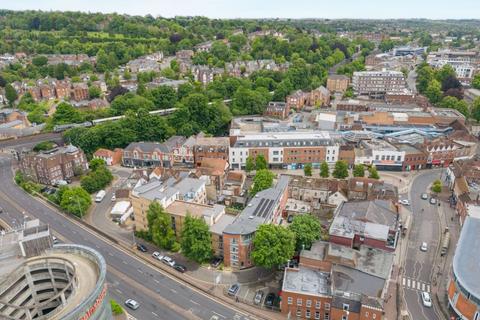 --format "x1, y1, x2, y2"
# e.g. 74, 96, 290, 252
2, 0, 480, 19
